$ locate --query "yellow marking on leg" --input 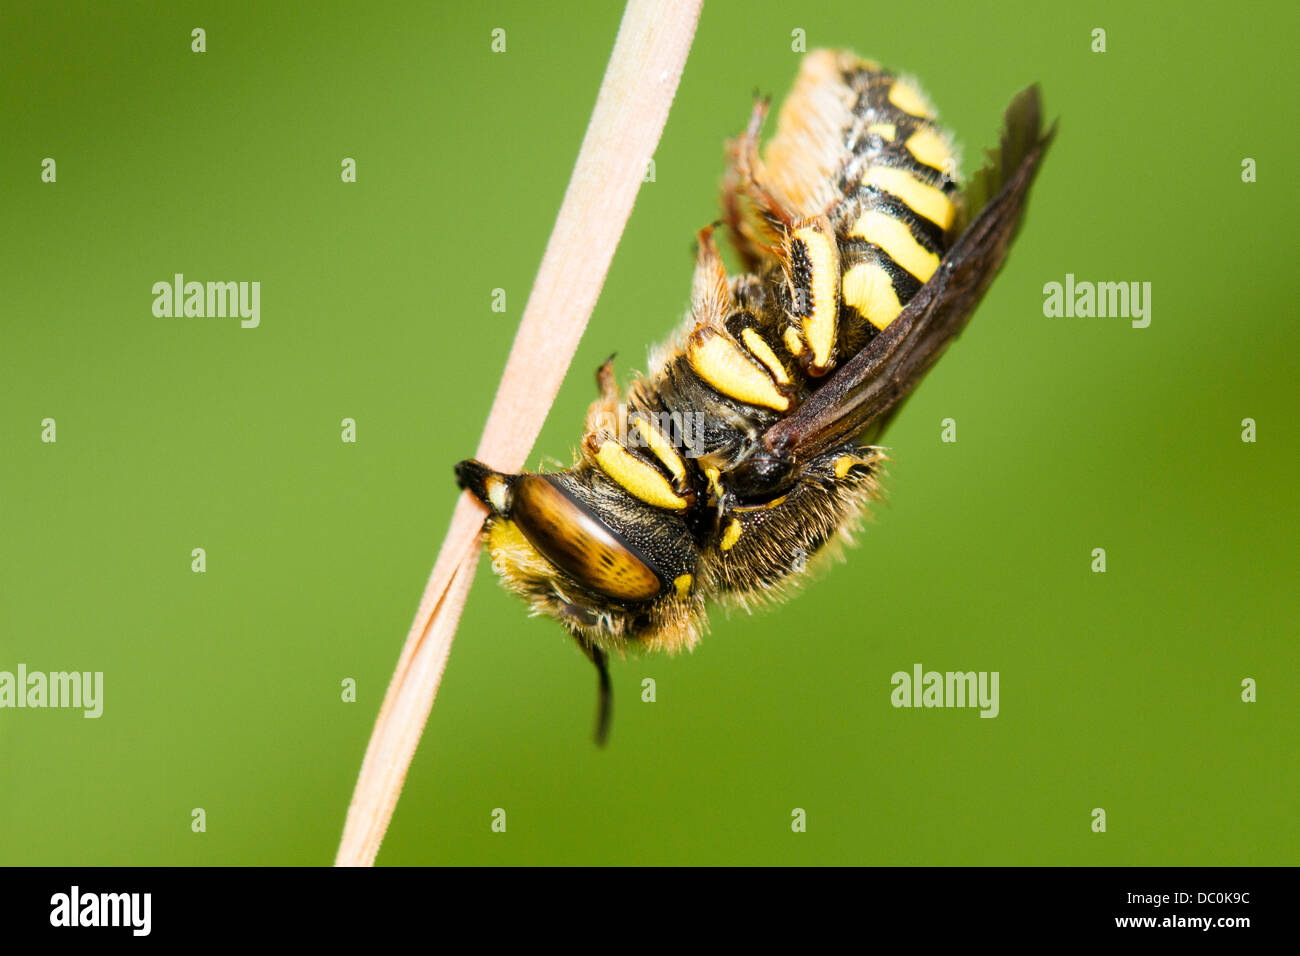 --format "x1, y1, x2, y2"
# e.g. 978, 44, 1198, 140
867, 122, 896, 141
631, 416, 686, 484
850, 210, 940, 282
834, 455, 872, 479
703, 465, 725, 501
594, 440, 688, 511
905, 127, 952, 171
673, 573, 693, 598
733, 493, 789, 513
888, 80, 934, 119
688, 330, 789, 411
783, 326, 804, 356
720, 518, 743, 551
864, 166, 955, 230
842, 261, 903, 330
741, 328, 790, 385
791, 221, 840, 373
